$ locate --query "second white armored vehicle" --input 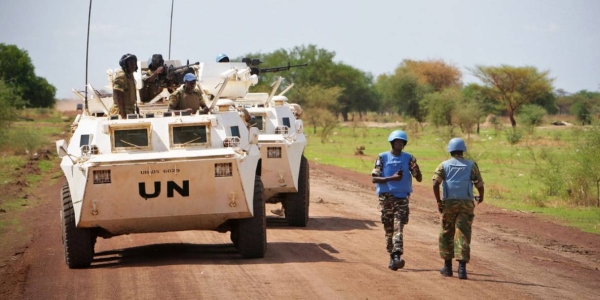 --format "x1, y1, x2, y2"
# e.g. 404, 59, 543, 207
198, 61, 309, 226
236, 80, 309, 226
